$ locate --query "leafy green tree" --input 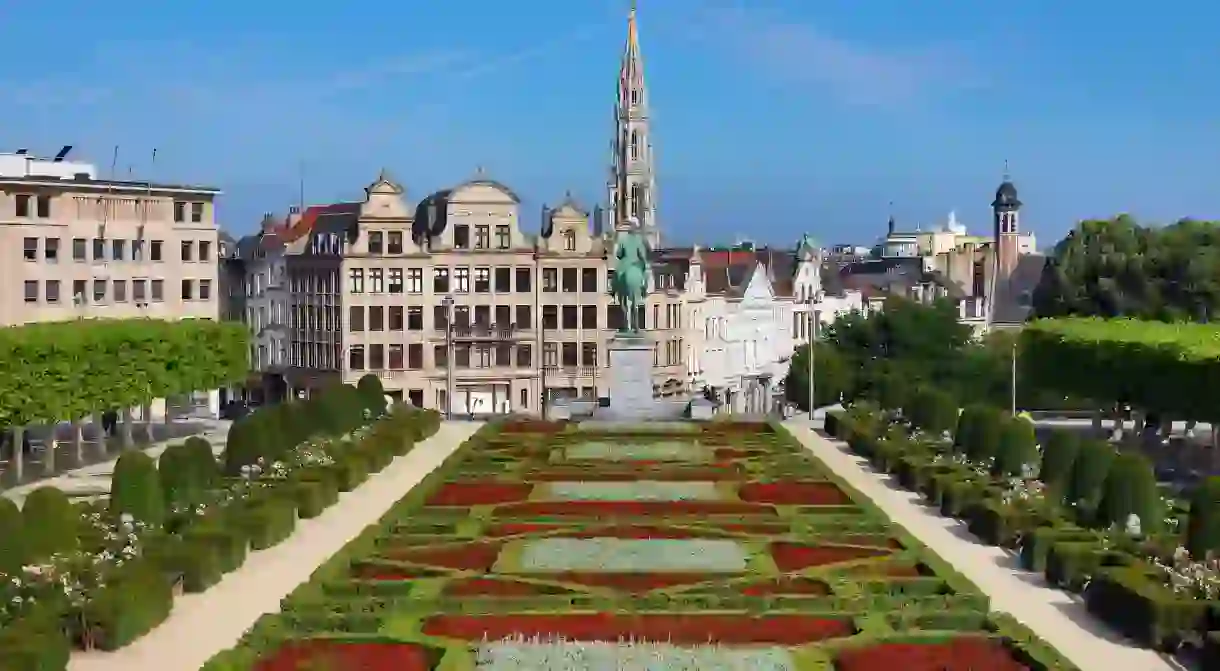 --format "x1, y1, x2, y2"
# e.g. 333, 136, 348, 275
785, 342, 854, 411
357, 374, 388, 418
